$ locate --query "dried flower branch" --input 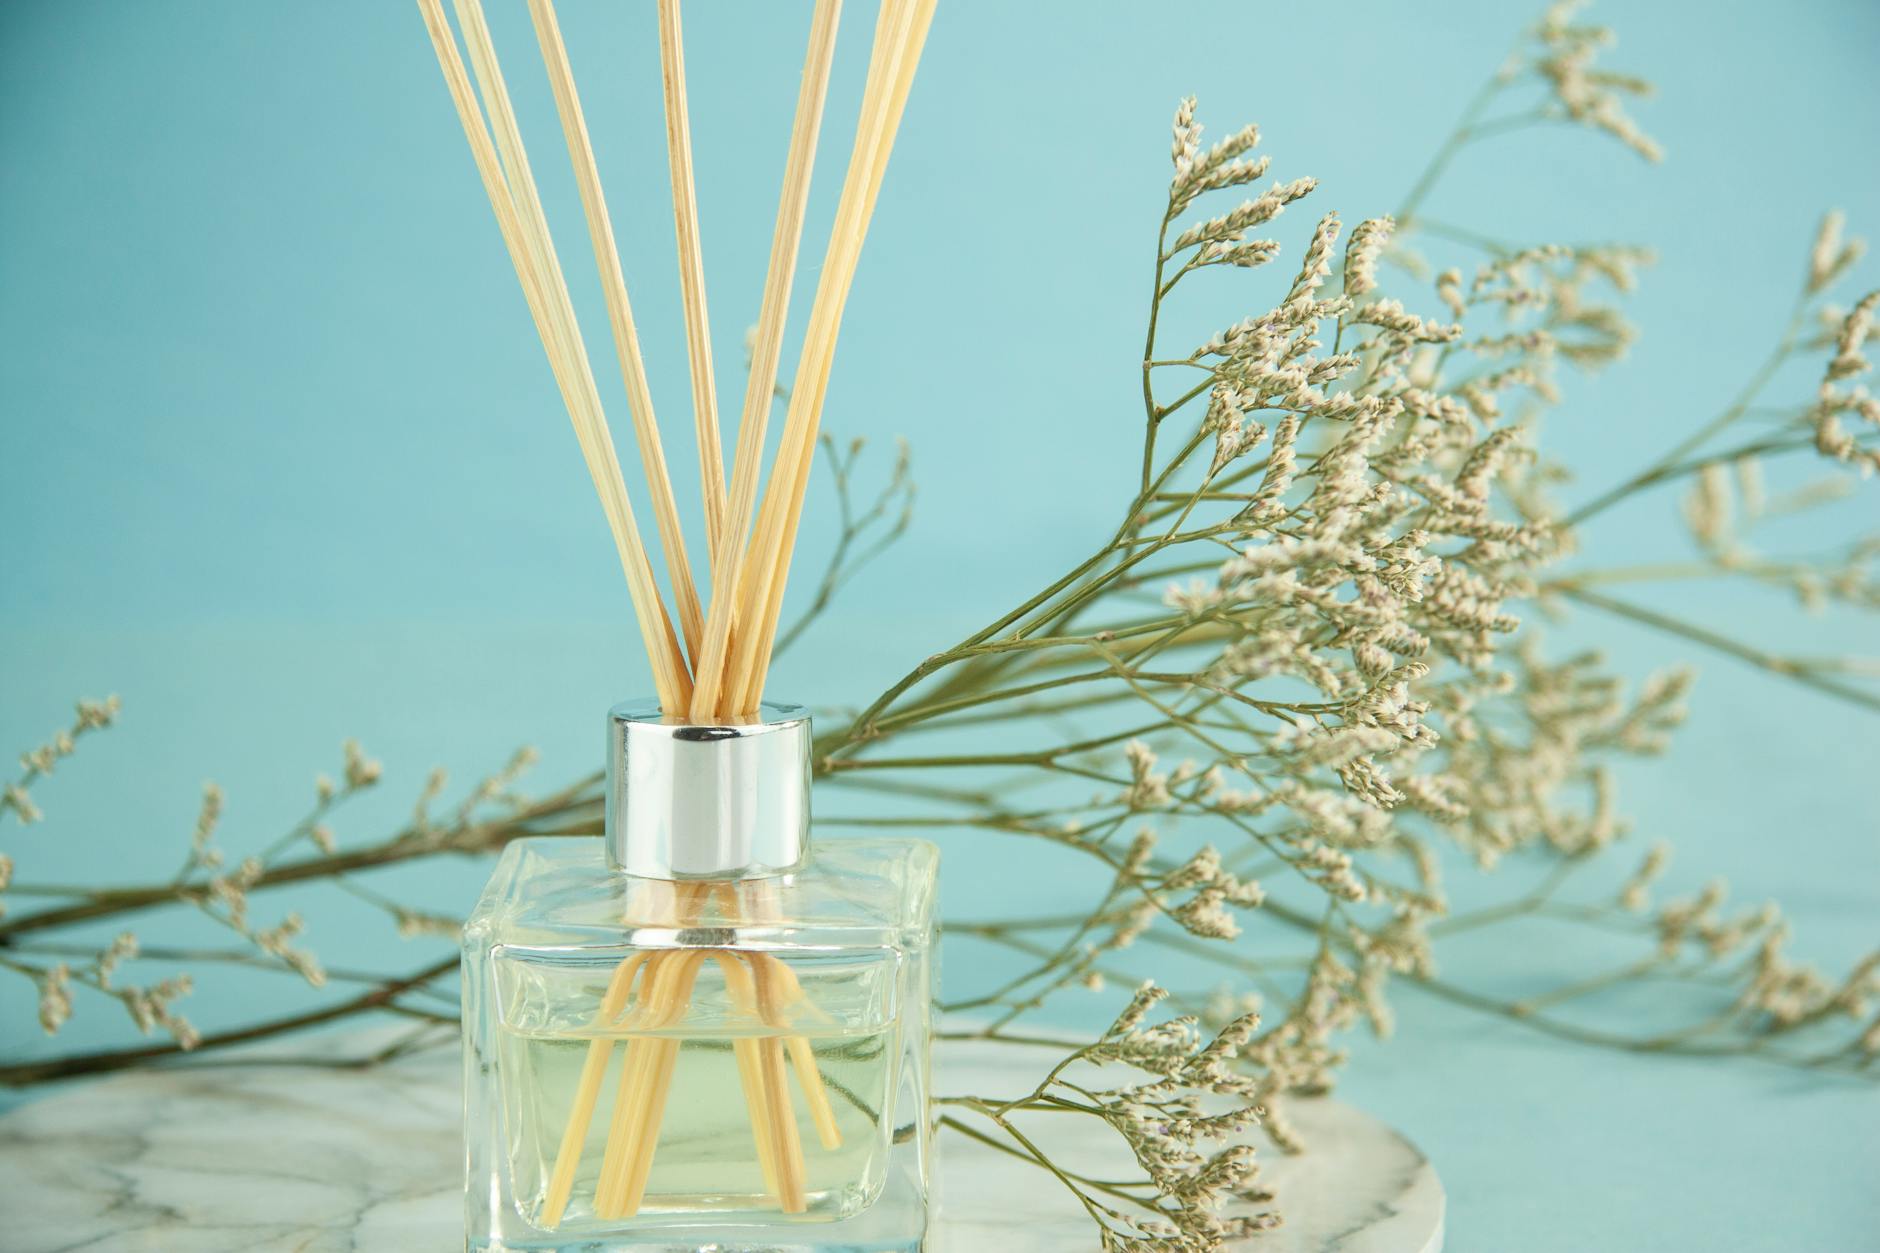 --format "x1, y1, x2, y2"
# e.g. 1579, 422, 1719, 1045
0, 696, 120, 829
773, 433, 915, 658
941, 983, 1278, 1250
